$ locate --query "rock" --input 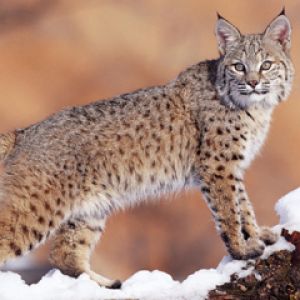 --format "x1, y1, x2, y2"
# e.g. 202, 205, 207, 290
208, 229, 300, 299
